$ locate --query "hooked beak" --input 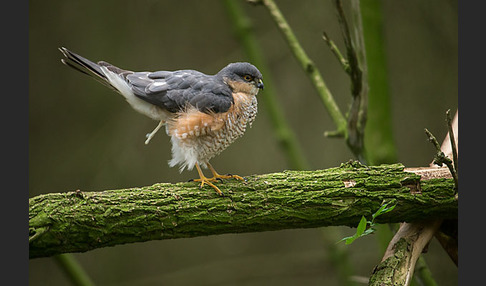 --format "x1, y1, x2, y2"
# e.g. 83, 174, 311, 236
256, 78, 264, 90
